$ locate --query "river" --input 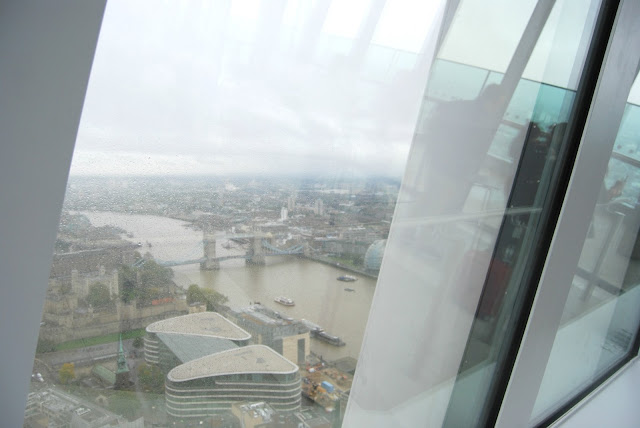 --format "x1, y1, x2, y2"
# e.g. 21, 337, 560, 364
80, 211, 377, 361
